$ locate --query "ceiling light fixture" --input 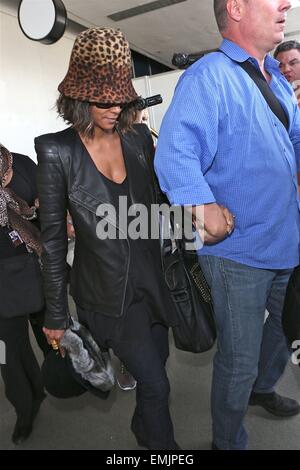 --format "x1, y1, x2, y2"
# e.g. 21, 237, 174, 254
108, 0, 187, 22
18, 0, 67, 44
